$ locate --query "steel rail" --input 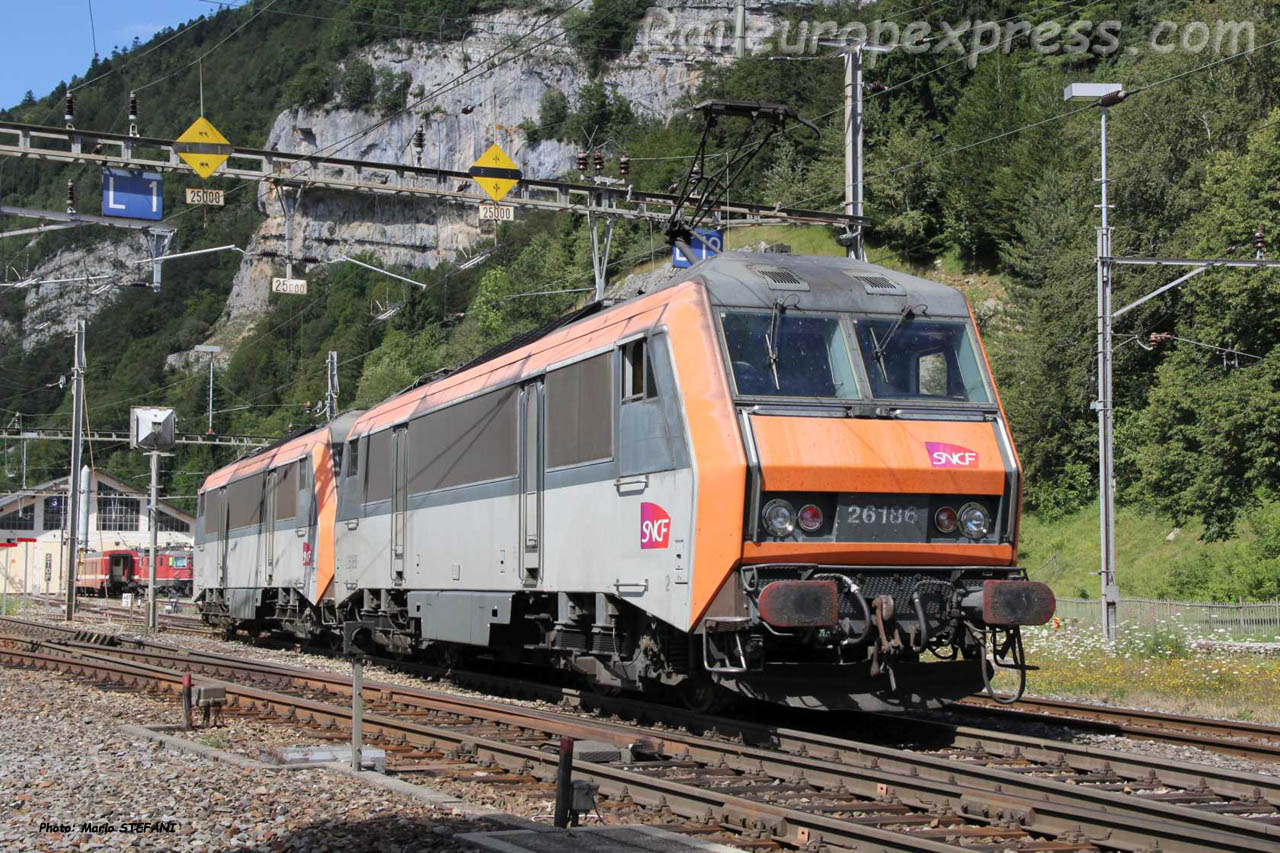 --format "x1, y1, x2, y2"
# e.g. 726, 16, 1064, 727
0, 642, 967, 853
956, 695, 1280, 761
7, 630, 1277, 853
63, 637, 1280, 809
